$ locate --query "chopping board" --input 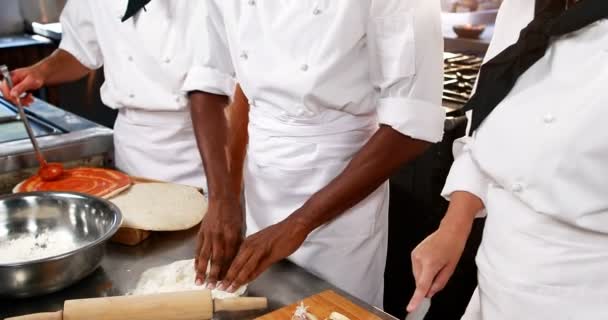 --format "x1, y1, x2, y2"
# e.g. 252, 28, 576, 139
109, 176, 204, 246
256, 290, 382, 320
